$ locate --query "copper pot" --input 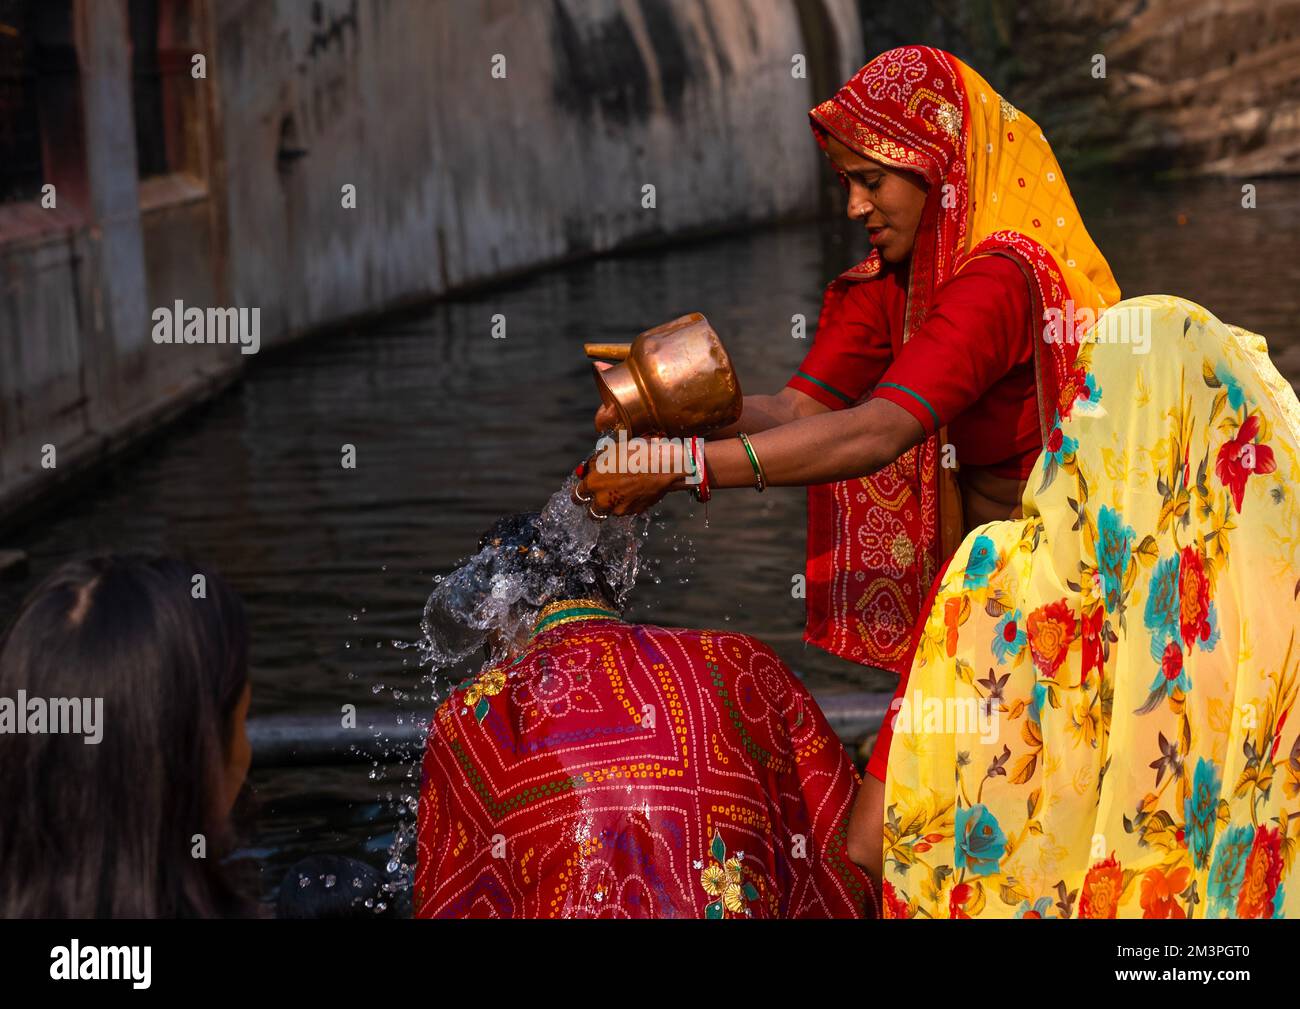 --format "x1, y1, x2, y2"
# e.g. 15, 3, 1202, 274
584, 313, 742, 437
